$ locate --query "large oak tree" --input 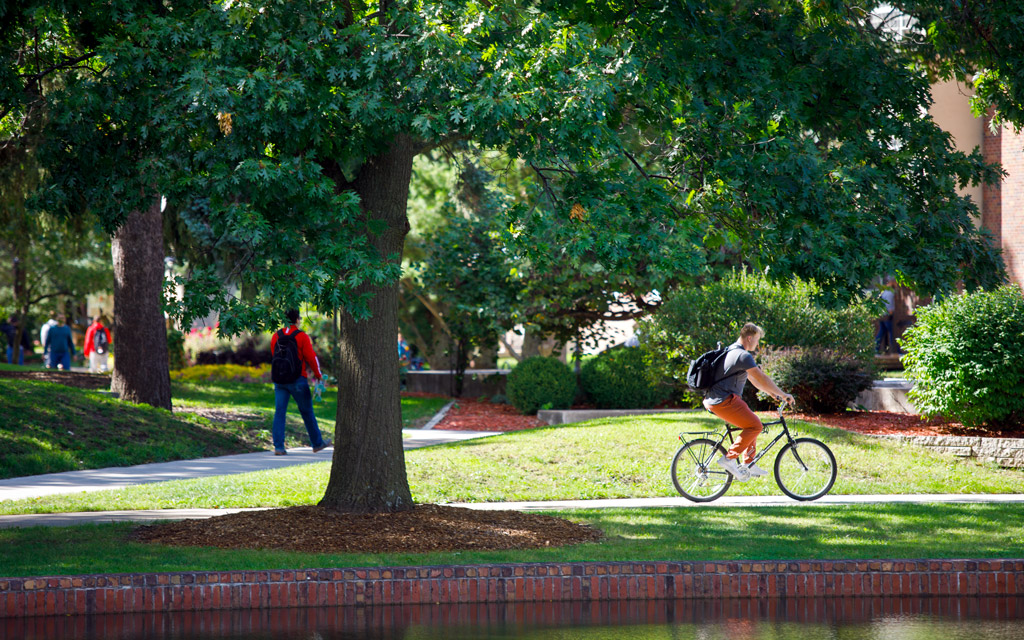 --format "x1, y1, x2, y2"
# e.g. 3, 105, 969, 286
13, 0, 1010, 512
